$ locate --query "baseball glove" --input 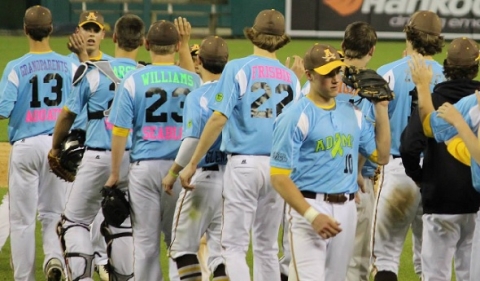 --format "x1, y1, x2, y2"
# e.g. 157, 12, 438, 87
342, 66, 395, 102
48, 152, 76, 182
48, 129, 86, 182
101, 186, 130, 227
